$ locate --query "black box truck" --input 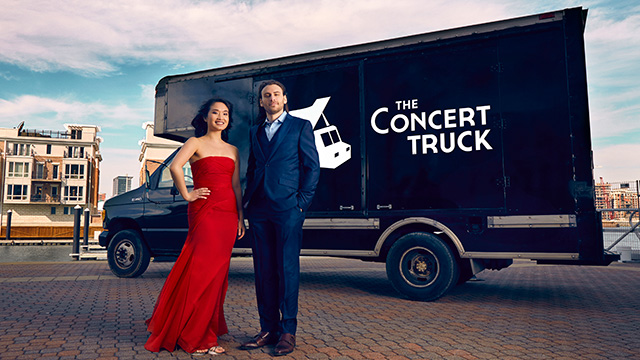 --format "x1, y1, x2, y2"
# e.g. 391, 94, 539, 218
100, 7, 618, 300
